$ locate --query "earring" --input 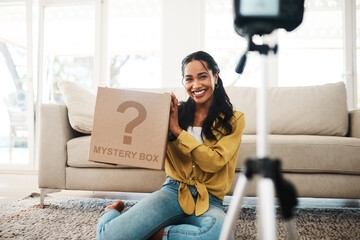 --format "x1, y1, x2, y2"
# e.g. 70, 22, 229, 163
215, 83, 219, 89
